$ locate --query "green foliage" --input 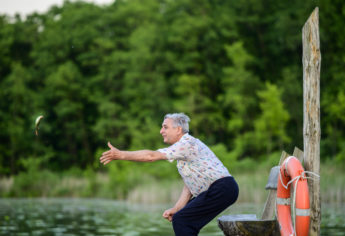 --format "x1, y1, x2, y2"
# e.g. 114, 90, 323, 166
219, 41, 261, 157
3, 157, 344, 202
210, 144, 237, 170
278, 66, 303, 150
9, 156, 59, 197
0, 0, 344, 199
253, 82, 290, 154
